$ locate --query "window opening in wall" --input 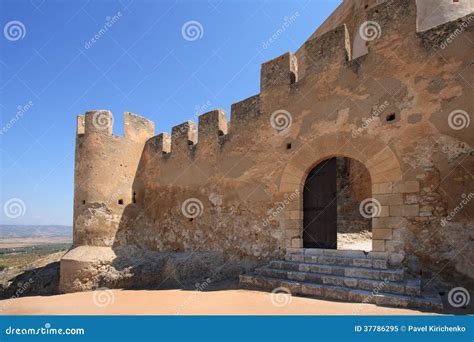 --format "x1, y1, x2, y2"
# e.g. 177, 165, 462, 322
290, 71, 296, 84
386, 113, 396, 122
